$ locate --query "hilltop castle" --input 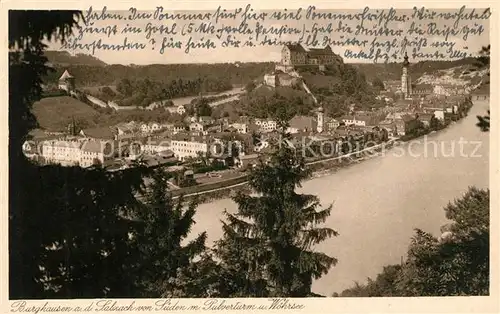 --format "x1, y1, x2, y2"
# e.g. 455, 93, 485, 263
276, 43, 341, 72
